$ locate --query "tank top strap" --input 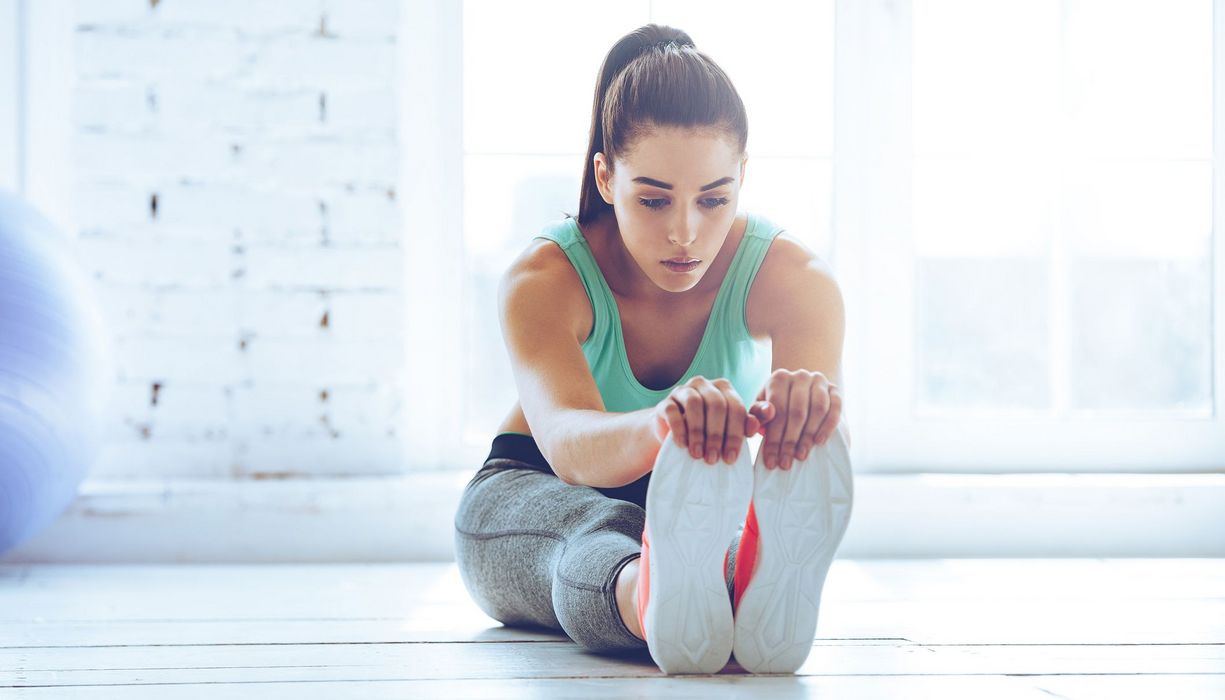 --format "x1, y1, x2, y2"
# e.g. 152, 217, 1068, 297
719, 211, 786, 339
531, 217, 611, 349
